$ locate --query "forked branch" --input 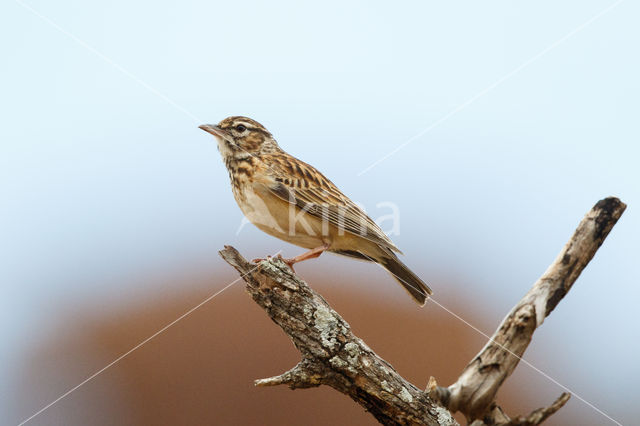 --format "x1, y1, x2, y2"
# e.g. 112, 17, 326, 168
219, 197, 625, 425
431, 197, 625, 423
